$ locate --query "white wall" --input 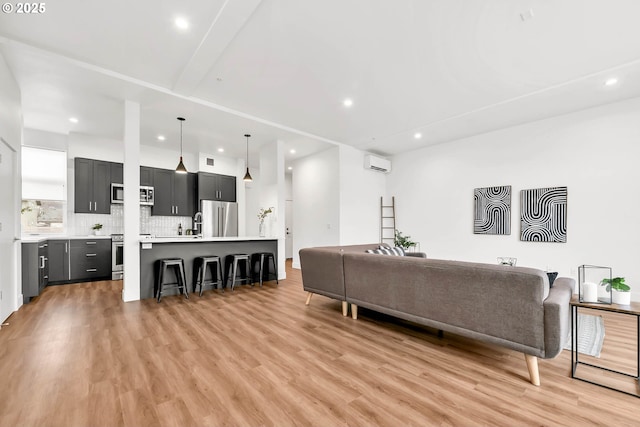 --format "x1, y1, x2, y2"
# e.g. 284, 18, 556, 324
387, 97, 640, 300
244, 167, 260, 236
291, 145, 386, 268
292, 147, 340, 267
339, 145, 386, 245
23, 128, 67, 151
0, 52, 23, 315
